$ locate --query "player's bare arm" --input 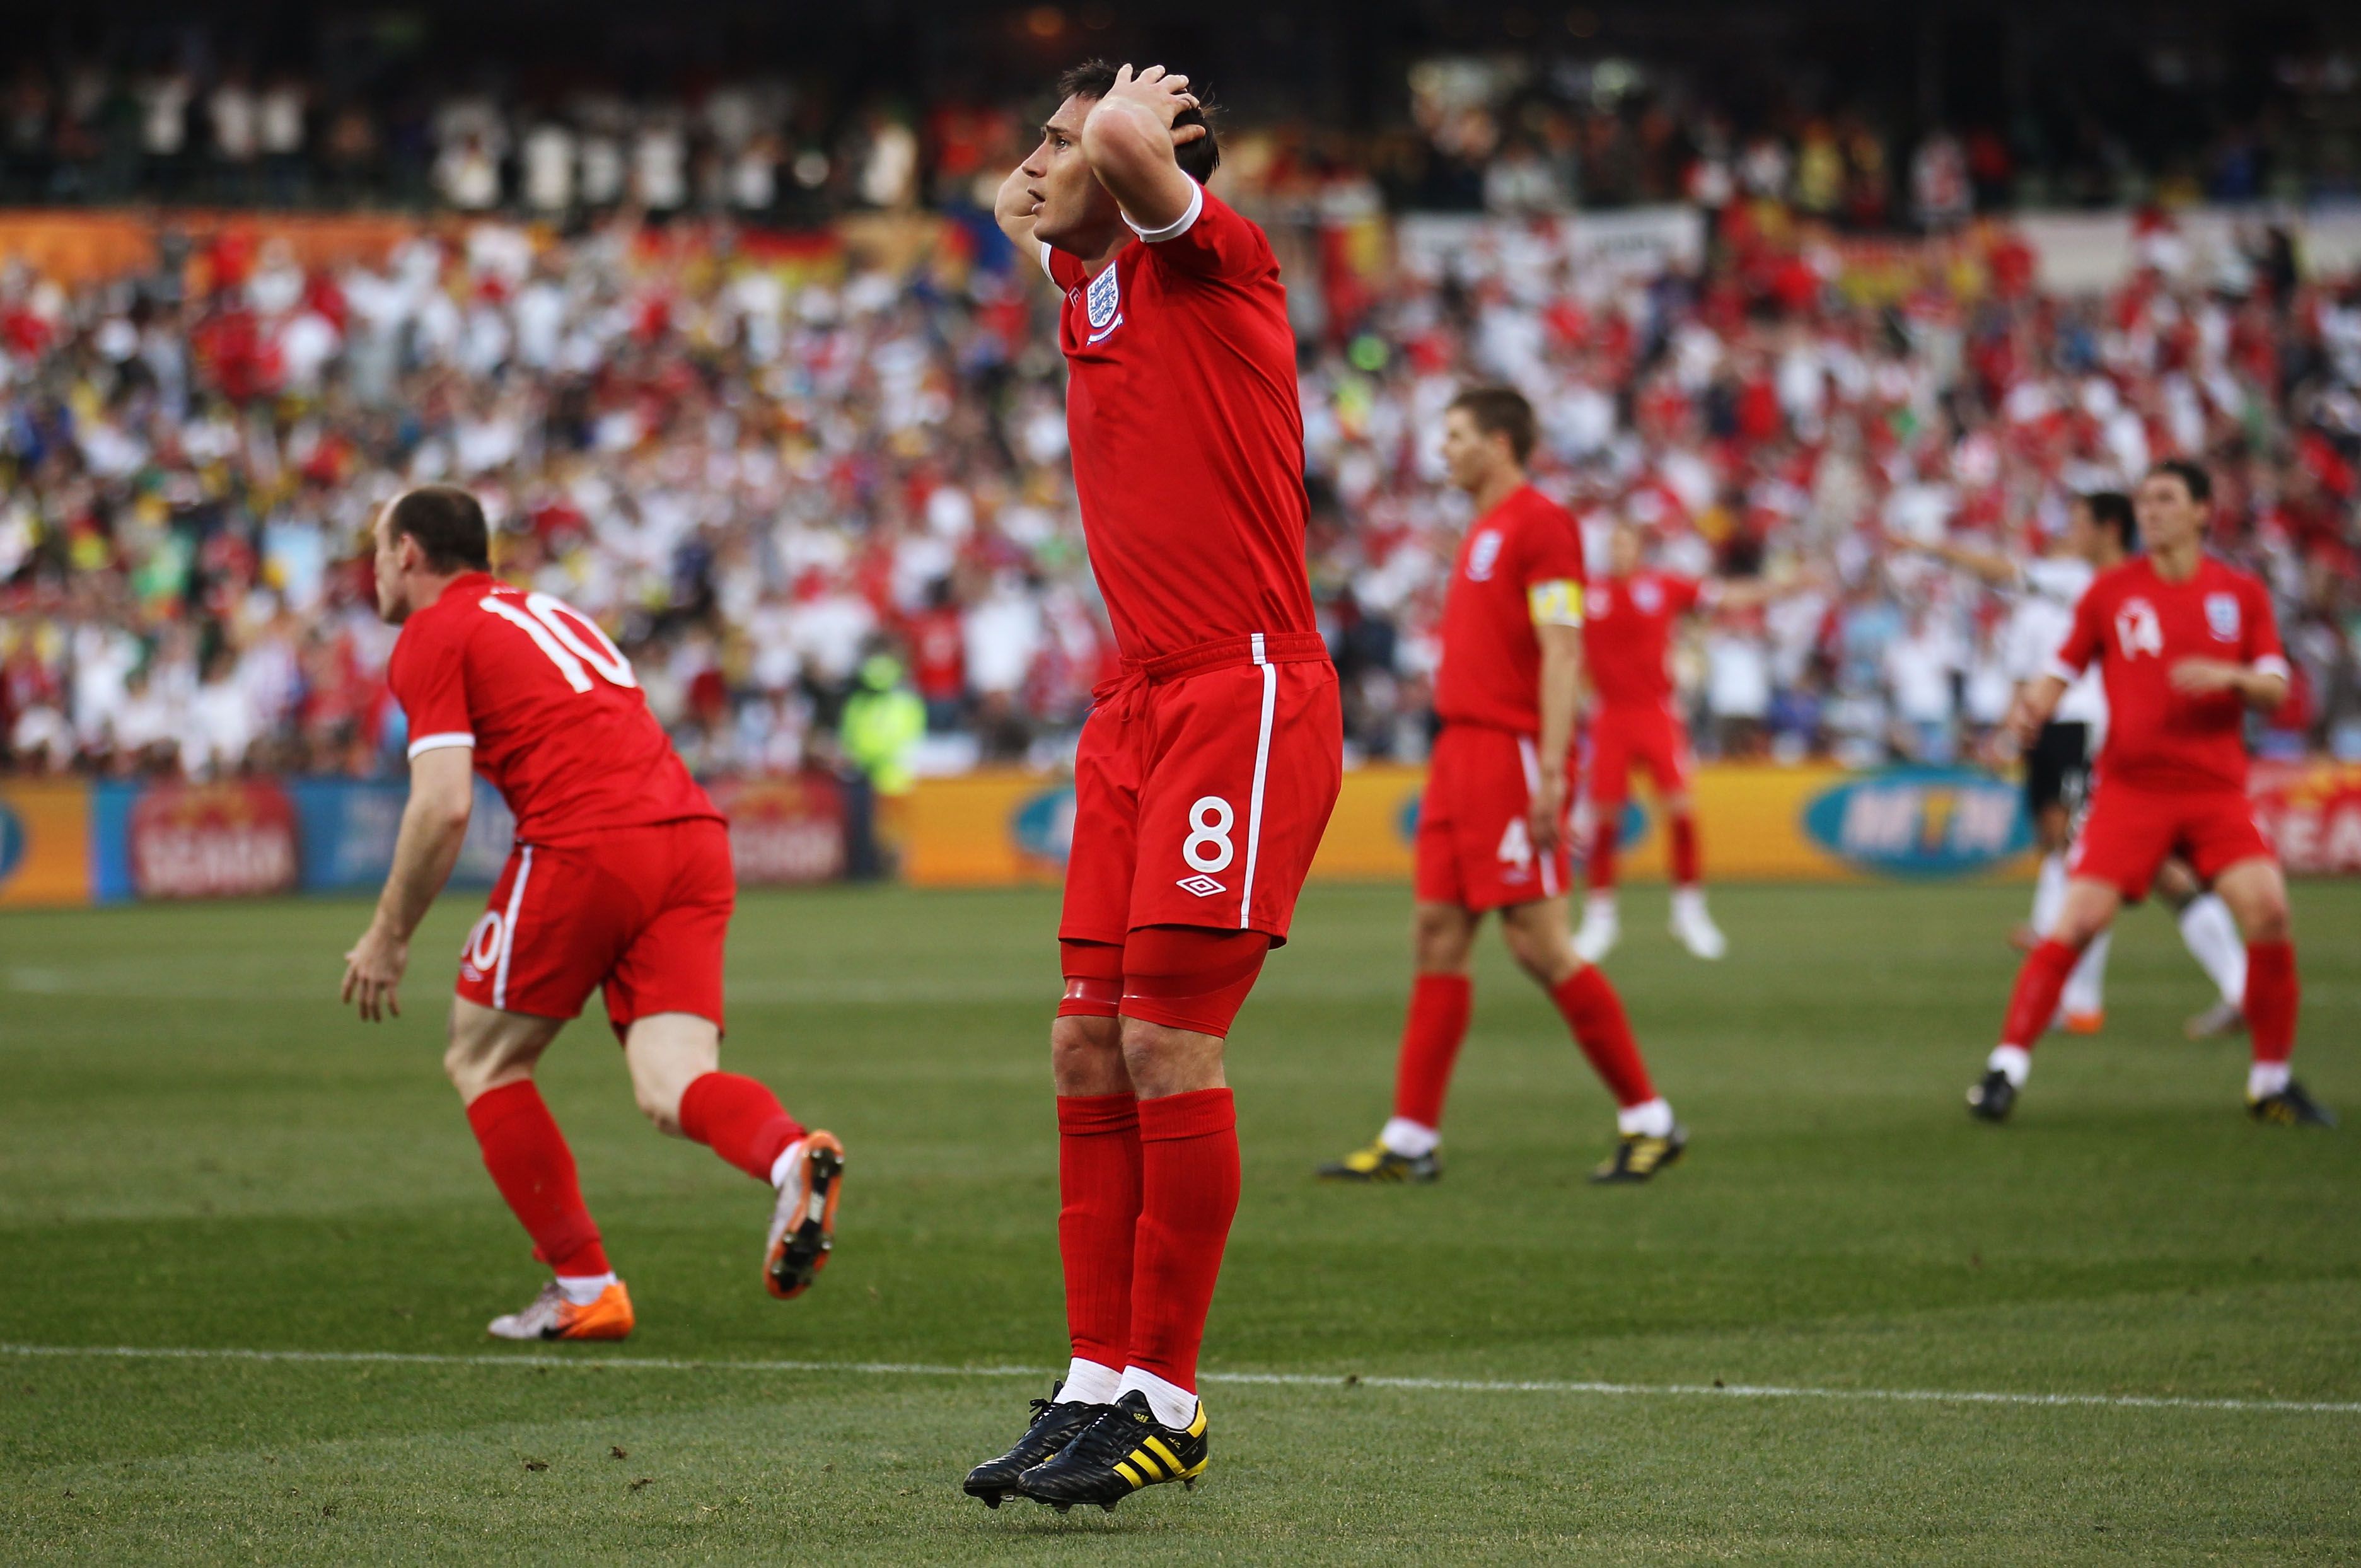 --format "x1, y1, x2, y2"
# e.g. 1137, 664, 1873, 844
2004, 673, 2069, 750
1531, 622, 1584, 854
2168, 658, 2290, 709
342, 744, 474, 1021
1079, 63, 1205, 233
1889, 532, 2019, 588
994, 161, 1040, 256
